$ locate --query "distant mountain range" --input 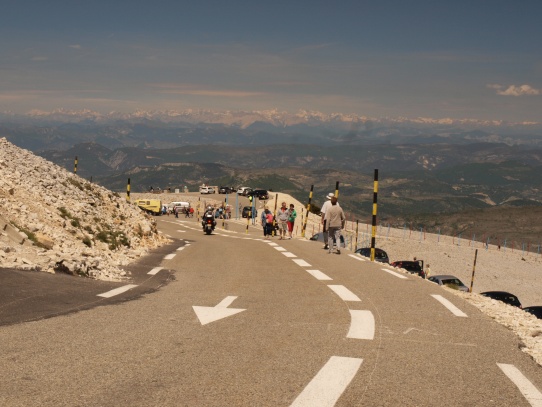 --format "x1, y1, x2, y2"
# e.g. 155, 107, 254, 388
1, 109, 541, 243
